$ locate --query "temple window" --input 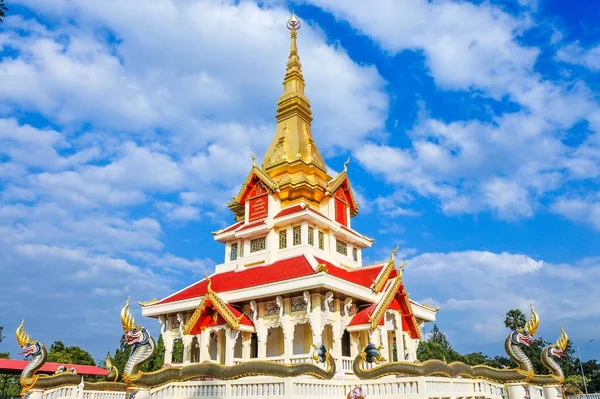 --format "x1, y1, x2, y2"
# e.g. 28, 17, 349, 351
308, 226, 314, 246
250, 237, 266, 252
293, 323, 312, 355
293, 225, 301, 245
279, 230, 287, 249
318, 231, 324, 250
266, 327, 284, 357
336, 239, 348, 255
250, 333, 258, 359
230, 242, 238, 261
352, 247, 358, 261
